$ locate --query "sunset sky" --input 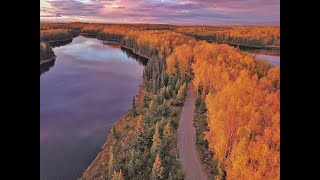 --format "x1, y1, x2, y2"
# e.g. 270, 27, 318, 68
40, 0, 280, 24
